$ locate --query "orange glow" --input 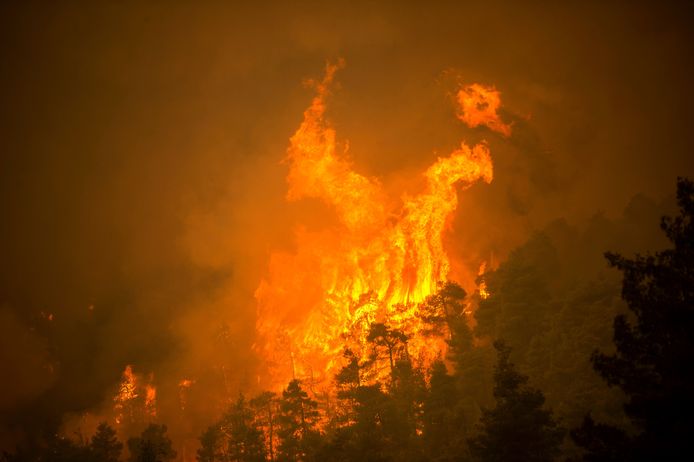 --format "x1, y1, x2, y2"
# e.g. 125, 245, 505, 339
145, 383, 157, 418
114, 365, 137, 425
456, 83, 511, 136
113, 365, 157, 424
255, 62, 497, 388
478, 262, 490, 300
179, 378, 194, 411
